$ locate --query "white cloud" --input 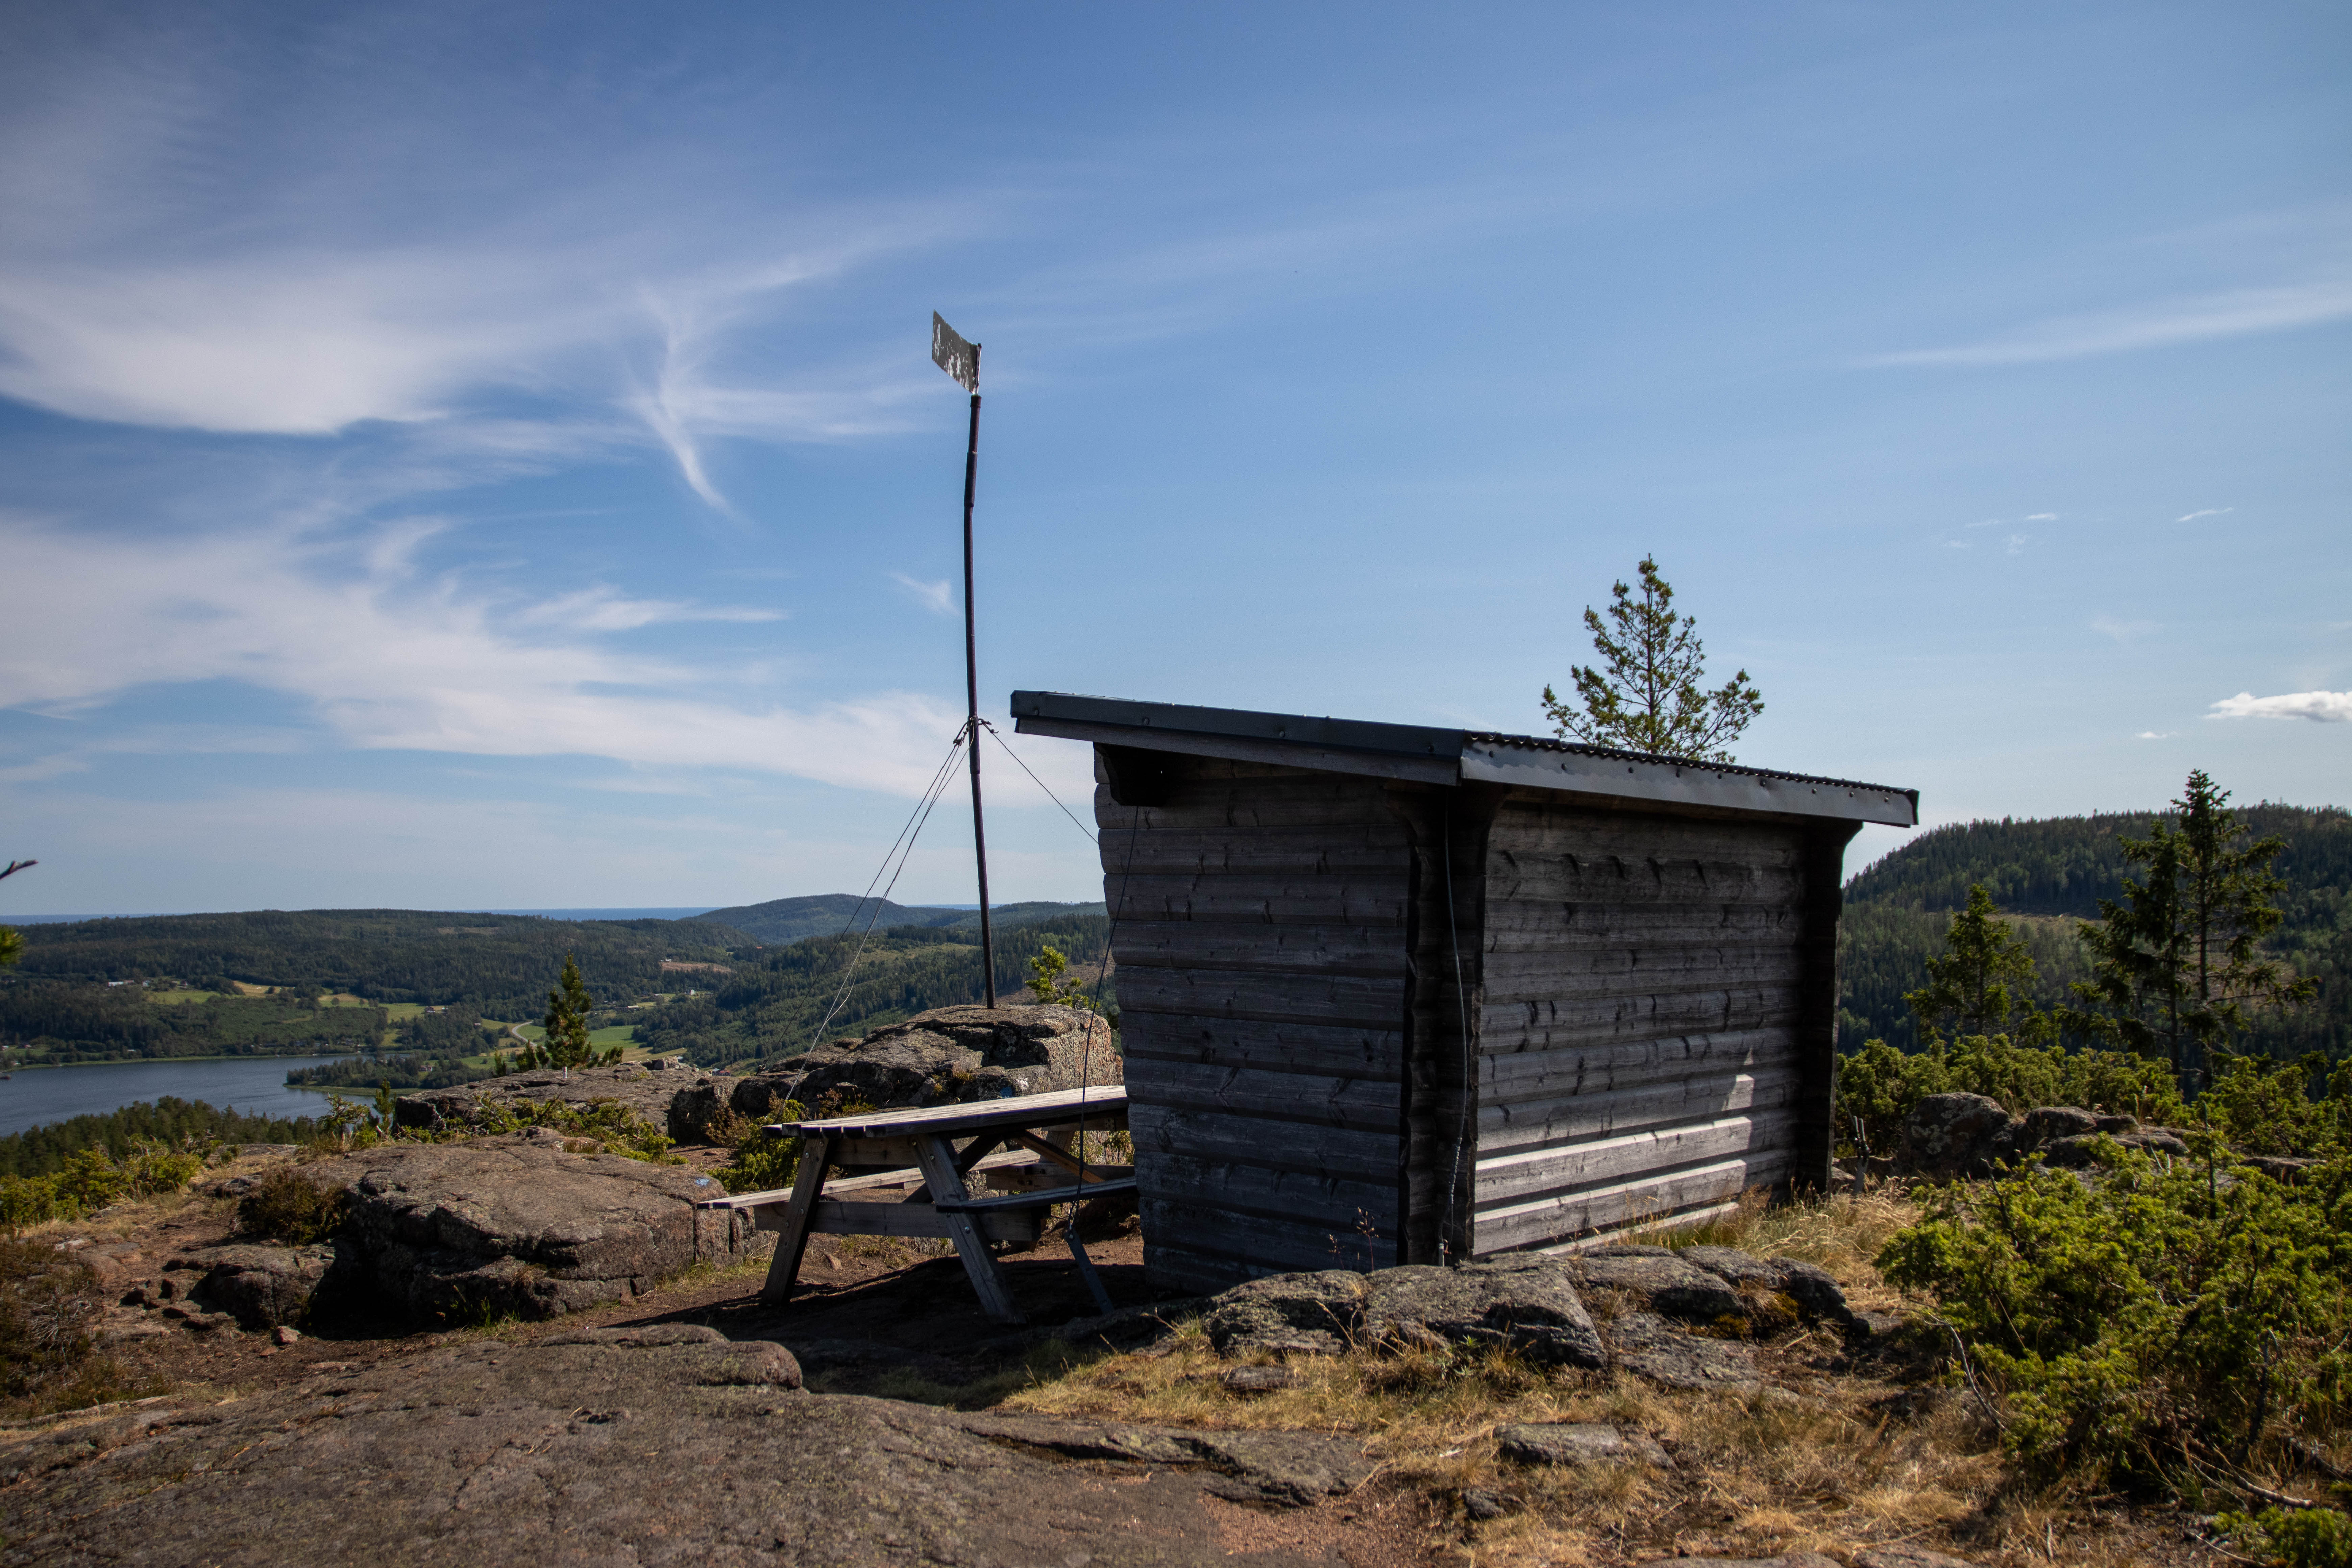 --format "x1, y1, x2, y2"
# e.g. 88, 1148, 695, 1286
889, 573, 955, 616
0, 512, 993, 797
2025, 512, 2058, 521
2177, 508, 2234, 523
2005, 533, 2029, 555
1862, 277, 2352, 368
2091, 617, 2156, 643
2207, 690, 2352, 723
2135, 731, 2177, 740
